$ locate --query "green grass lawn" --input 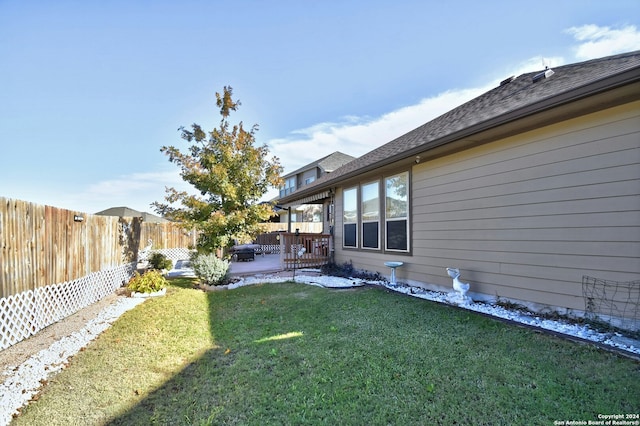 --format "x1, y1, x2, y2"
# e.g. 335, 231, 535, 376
13, 279, 640, 425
